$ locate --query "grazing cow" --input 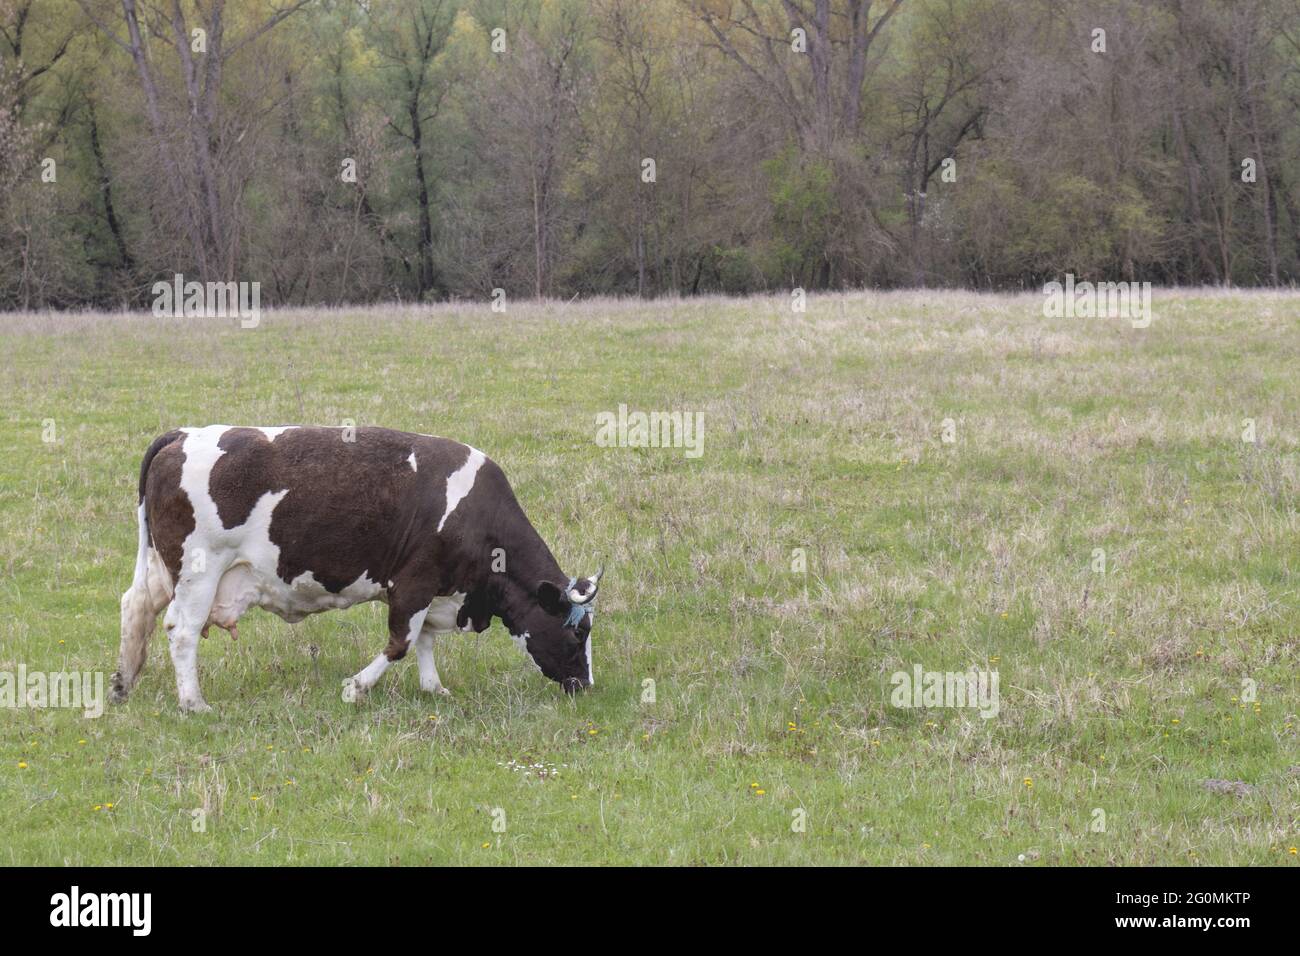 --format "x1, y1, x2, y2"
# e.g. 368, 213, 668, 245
112, 426, 601, 712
